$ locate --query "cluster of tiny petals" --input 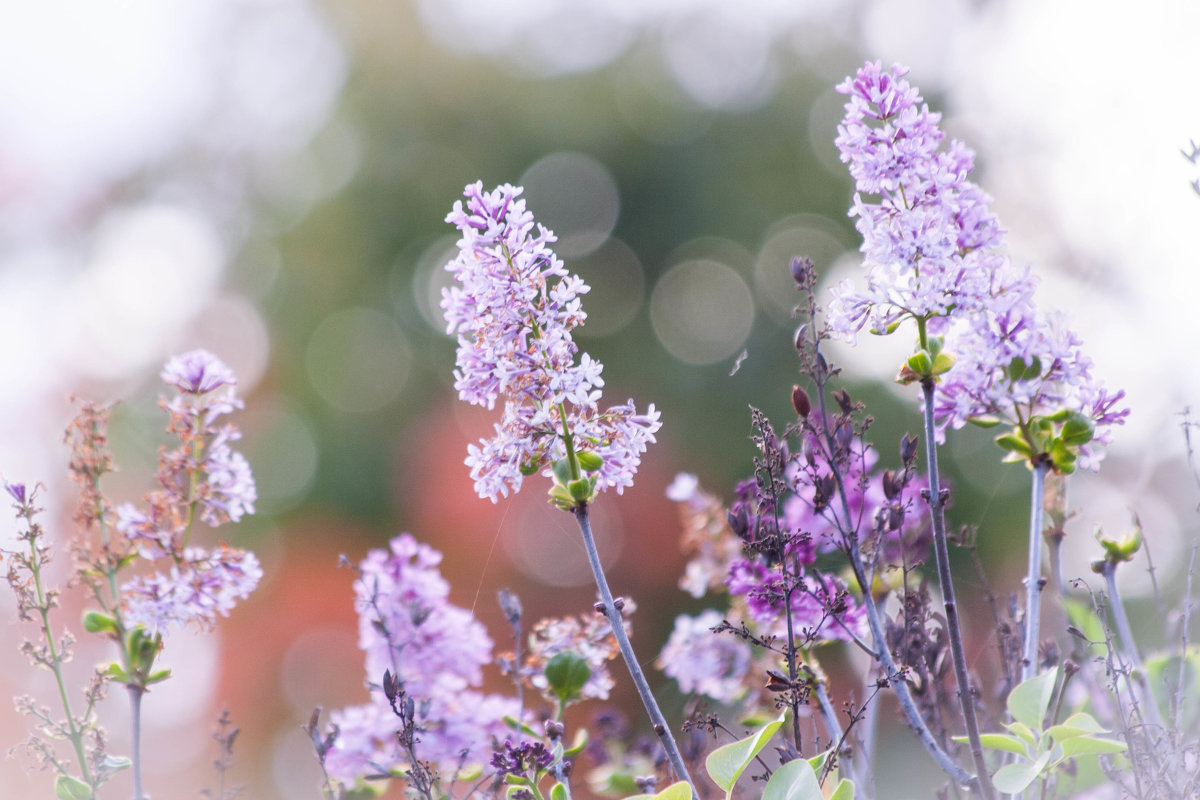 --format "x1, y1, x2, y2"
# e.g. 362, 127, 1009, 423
833, 62, 1127, 464
830, 60, 1004, 341
657, 610, 753, 705
115, 351, 260, 633
161, 349, 237, 395
443, 182, 661, 501
327, 534, 516, 779
121, 545, 262, 635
